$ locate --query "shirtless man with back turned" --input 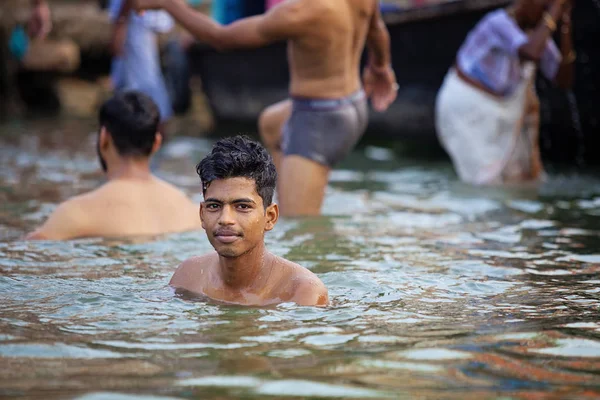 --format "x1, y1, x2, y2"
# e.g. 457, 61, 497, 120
26, 91, 201, 240
132, 0, 398, 217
